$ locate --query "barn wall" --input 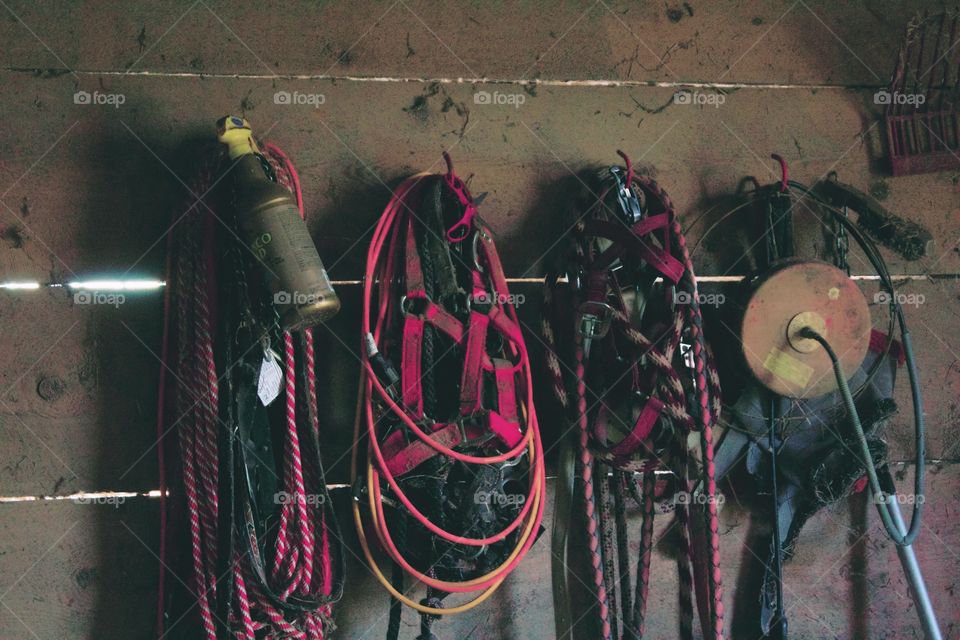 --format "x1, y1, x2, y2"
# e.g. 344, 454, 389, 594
0, 2, 957, 639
